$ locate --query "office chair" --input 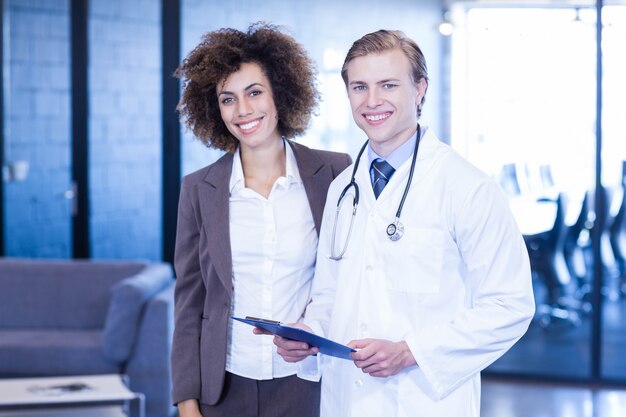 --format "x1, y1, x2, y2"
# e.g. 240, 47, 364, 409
562, 191, 593, 314
524, 193, 580, 329
580, 185, 622, 301
498, 163, 522, 197
608, 184, 625, 293
540, 164, 555, 190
